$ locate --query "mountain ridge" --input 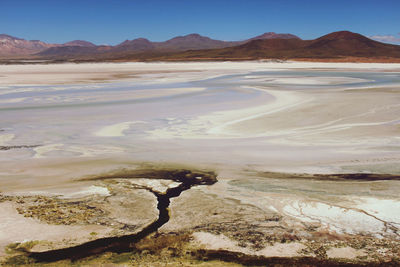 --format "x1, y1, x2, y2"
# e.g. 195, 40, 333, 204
0, 34, 57, 56
0, 32, 301, 58
1, 31, 400, 62
159, 31, 400, 61
63, 40, 97, 47
37, 32, 302, 57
